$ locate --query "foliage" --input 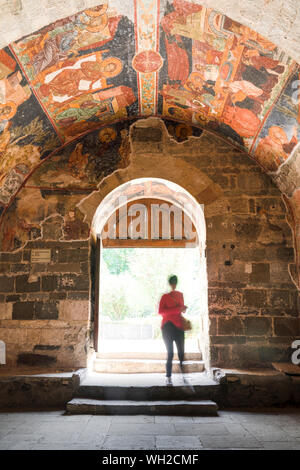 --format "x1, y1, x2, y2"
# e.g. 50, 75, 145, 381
102, 248, 134, 275
10, 117, 60, 156
100, 264, 131, 321
100, 247, 206, 323
11, 117, 44, 145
